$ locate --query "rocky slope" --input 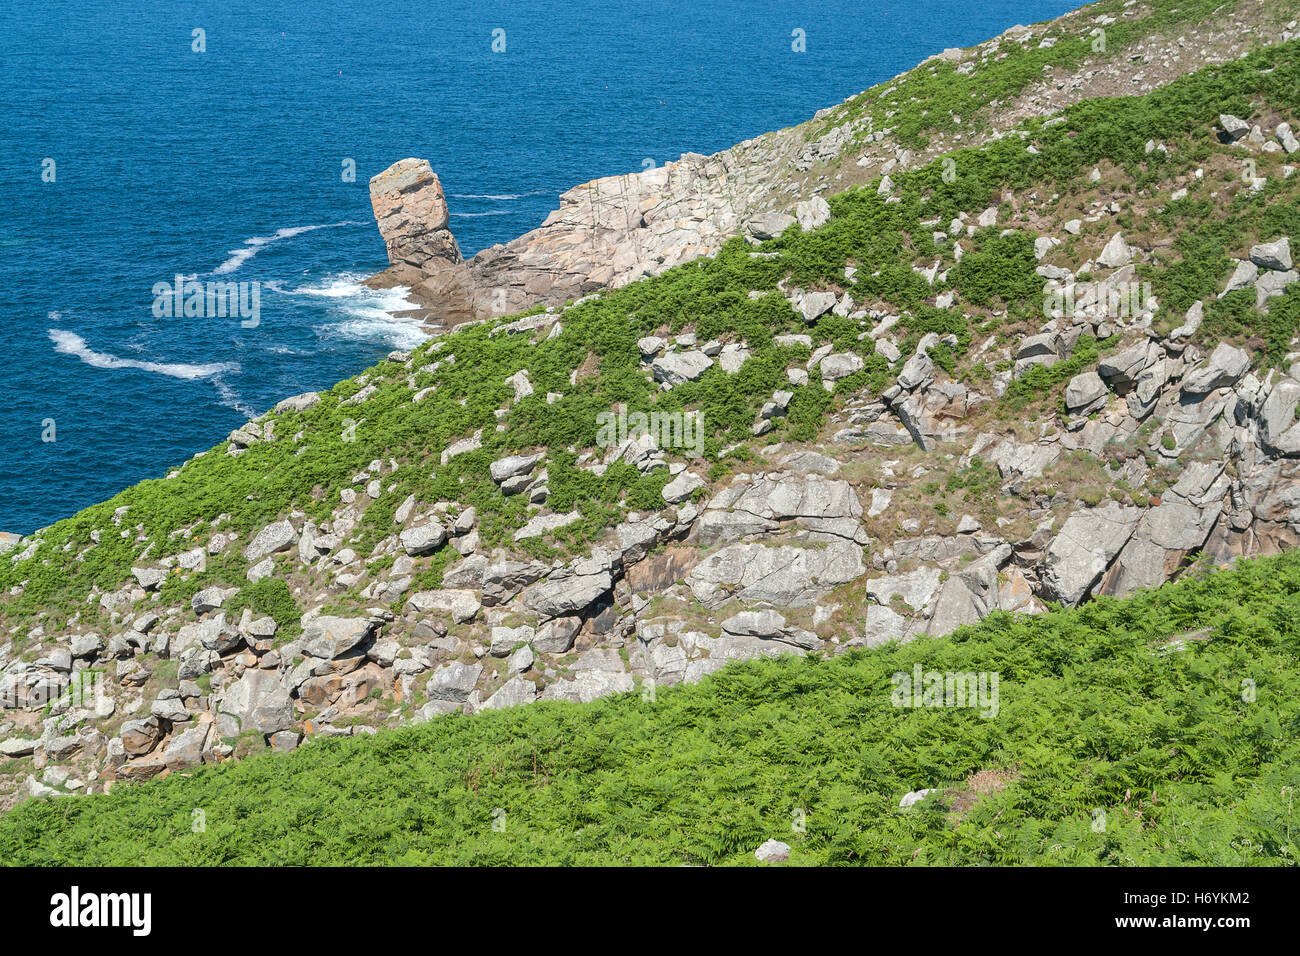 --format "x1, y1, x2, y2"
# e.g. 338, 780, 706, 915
2, 0, 1300, 812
